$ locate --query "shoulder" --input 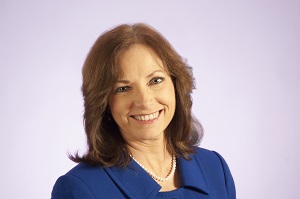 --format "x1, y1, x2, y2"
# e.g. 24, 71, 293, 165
64, 163, 109, 186
193, 147, 228, 166
192, 147, 236, 199
51, 163, 113, 199
66, 163, 104, 178
192, 147, 233, 178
